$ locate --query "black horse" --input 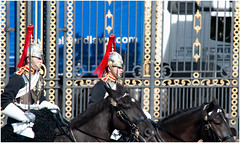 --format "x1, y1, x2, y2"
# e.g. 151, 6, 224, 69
1, 83, 157, 142
153, 98, 235, 142
54, 83, 157, 142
